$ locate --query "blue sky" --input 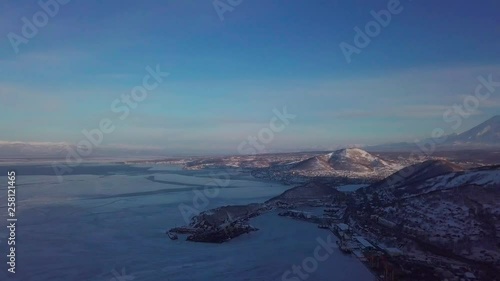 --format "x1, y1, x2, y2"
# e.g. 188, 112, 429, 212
1, 0, 499, 154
